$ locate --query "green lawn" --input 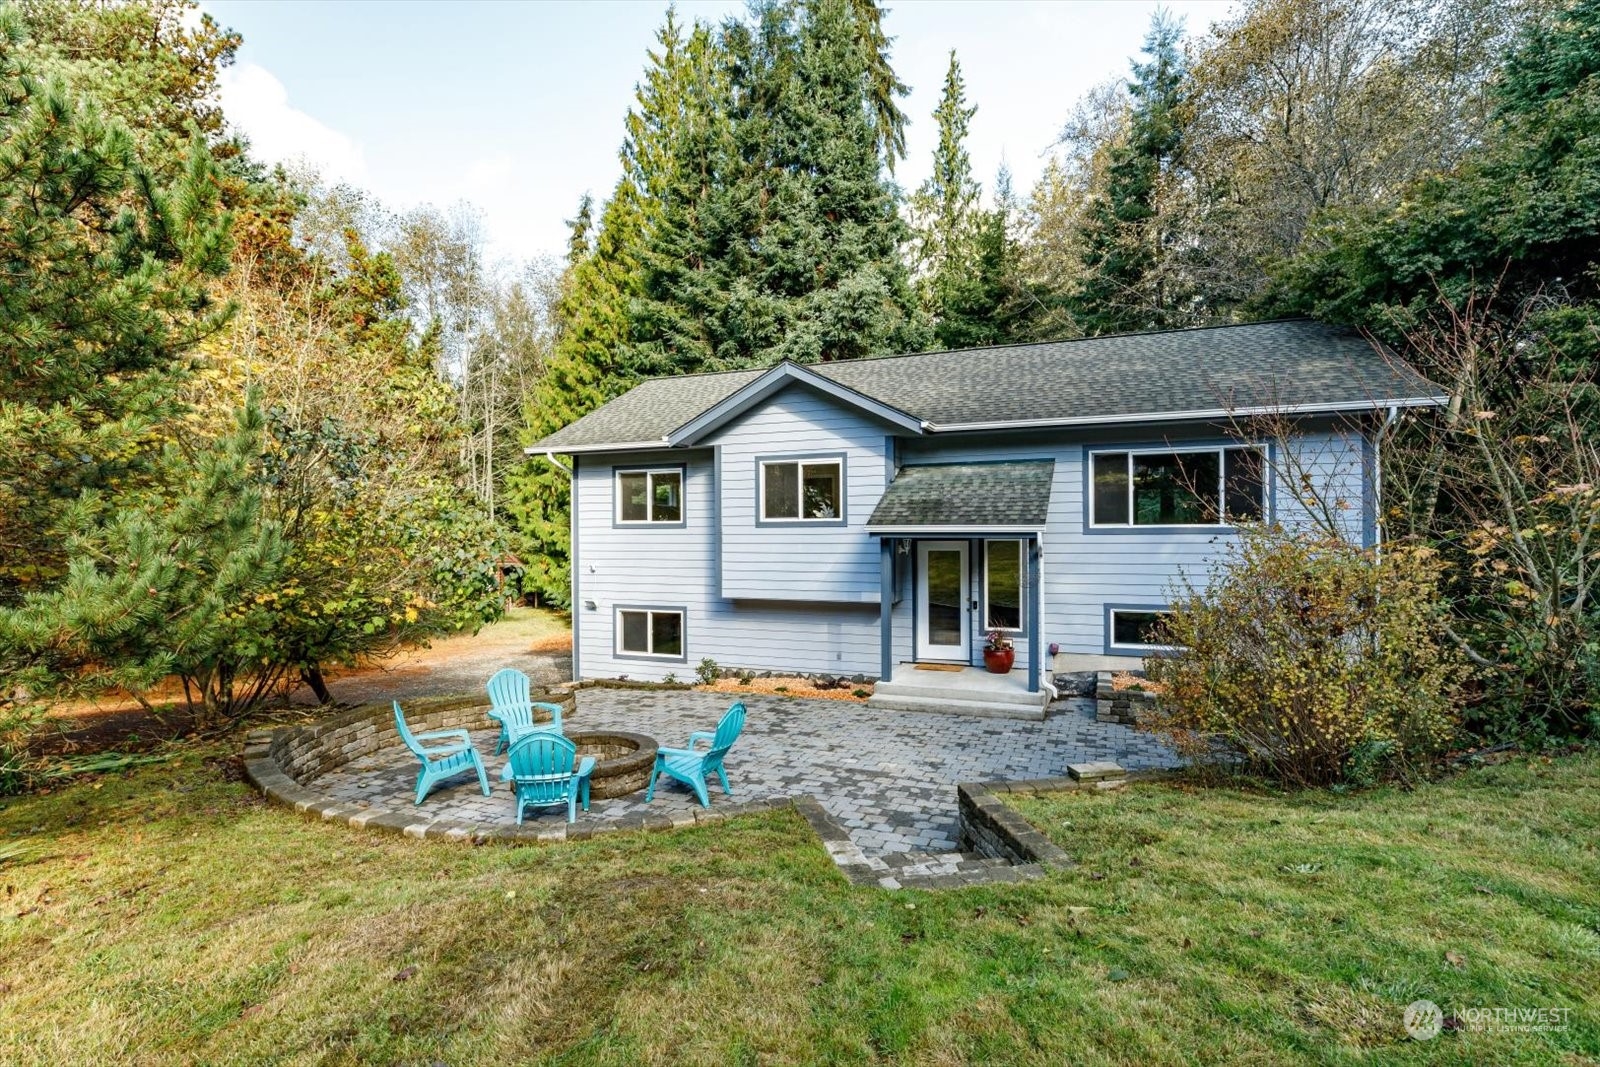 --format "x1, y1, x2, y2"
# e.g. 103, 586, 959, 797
0, 745, 1595, 1065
